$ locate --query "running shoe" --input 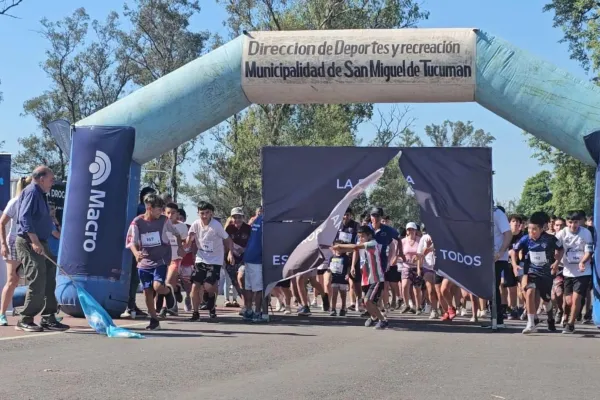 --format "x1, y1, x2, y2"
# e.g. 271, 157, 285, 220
423, 304, 432, 314
374, 320, 389, 330
547, 318, 557, 332
460, 307, 468, 317
184, 296, 192, 312
329, 309, 337, 316
284, 307, 292, 315
507, 309, 519, 320
400, 305, 412, 314
252, 312, 269, 323
347, 304, 356, 311
120, 308, 136, 319
243, 309, 254, 321
134, 307, 148, 318
522, 325, 537, 334
390, 300, 397, 310
339, 309, 347, 317
158, 308, 167, 319
562, 324, 575, 334
146, 318, 160, 330
209, 309, 217, 319
360, 311, 370, 317
0, 314, 7, 326
188, 311, 200, 322
166, 304, 179, 317
429, 310, 439, 320
174, 287, 183, 303
15, 321, 43, 332
448, 306, 457, 320
441, 312, 450, 321
310, 298, 318, 307
298, 306, 312, 316
469, 316, 478, 323
364, 318, 377, 327
40, 317, 69, 331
